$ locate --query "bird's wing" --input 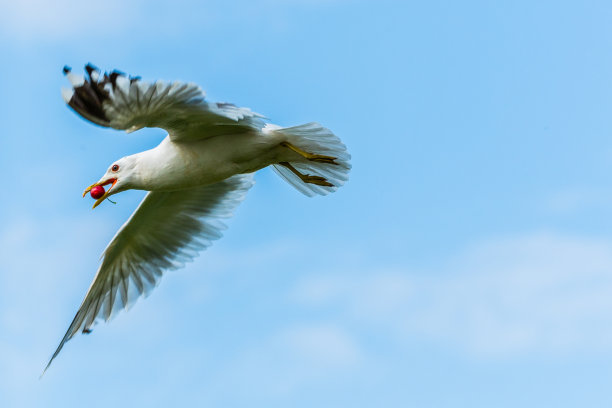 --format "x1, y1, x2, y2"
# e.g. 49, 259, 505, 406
62, 64, 265, 141
44, 174, 254, 374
